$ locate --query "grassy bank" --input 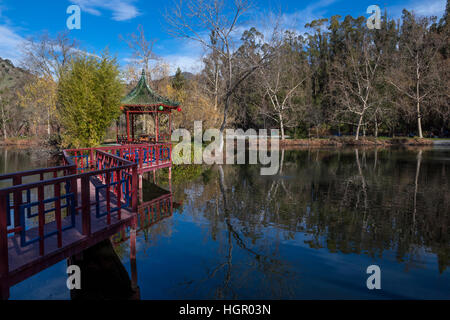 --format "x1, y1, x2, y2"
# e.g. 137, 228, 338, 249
0, 137, 42, 147
279, 137, 435, 147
